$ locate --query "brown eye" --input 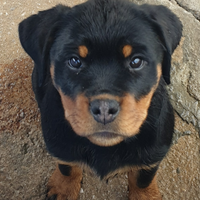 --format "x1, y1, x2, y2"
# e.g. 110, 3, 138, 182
130, 58, 144, 69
